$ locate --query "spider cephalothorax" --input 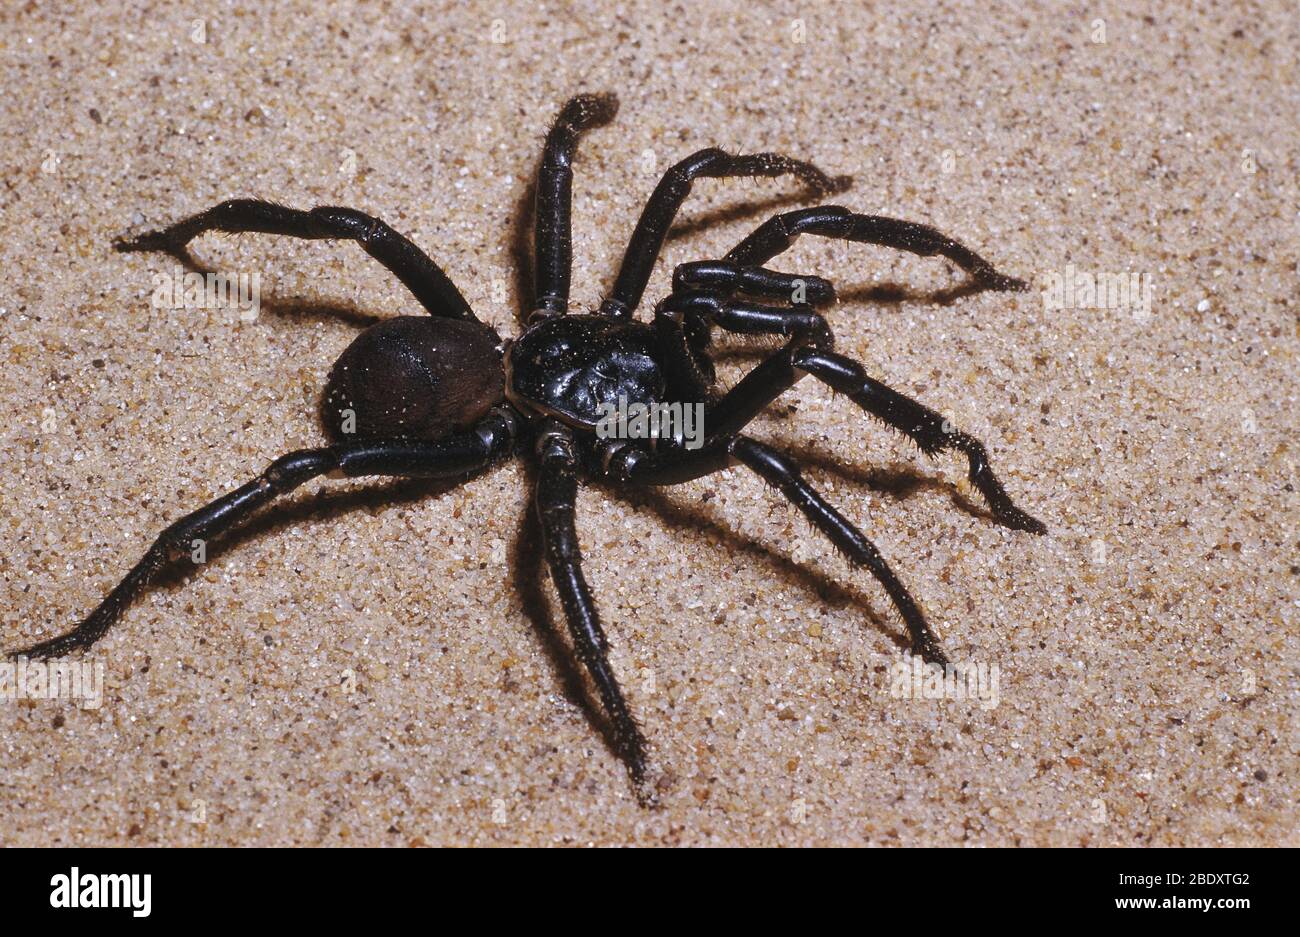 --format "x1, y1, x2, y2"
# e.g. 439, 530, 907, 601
505, 315, 666, 429
12, 94, 1045, 799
